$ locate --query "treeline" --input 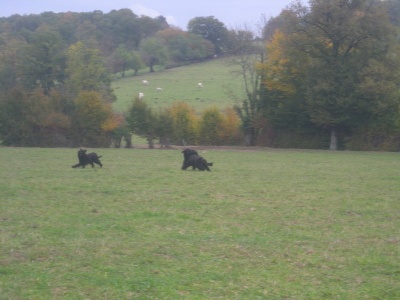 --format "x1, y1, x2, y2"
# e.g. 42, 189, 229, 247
1, 1, 400, 150
0, 9, 246, 147
0, 87, 242, 148
234, 0, 400, 151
